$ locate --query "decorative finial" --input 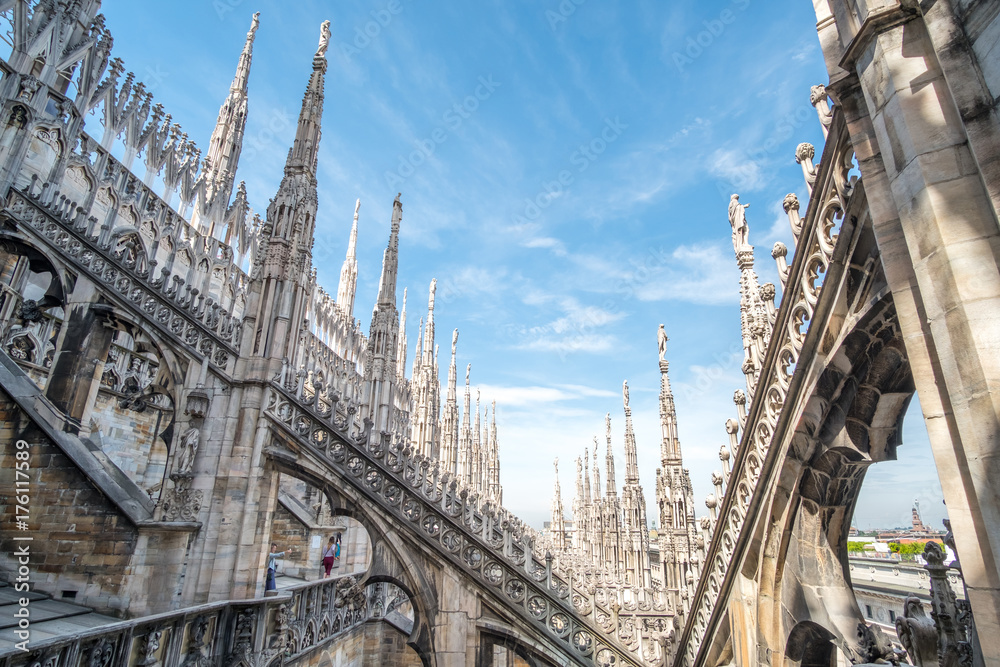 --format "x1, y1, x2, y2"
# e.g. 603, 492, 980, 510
728, 194, 750, 253
249, 12, 260, 39
354, 198, 361, 217
316, 20, 331, 58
